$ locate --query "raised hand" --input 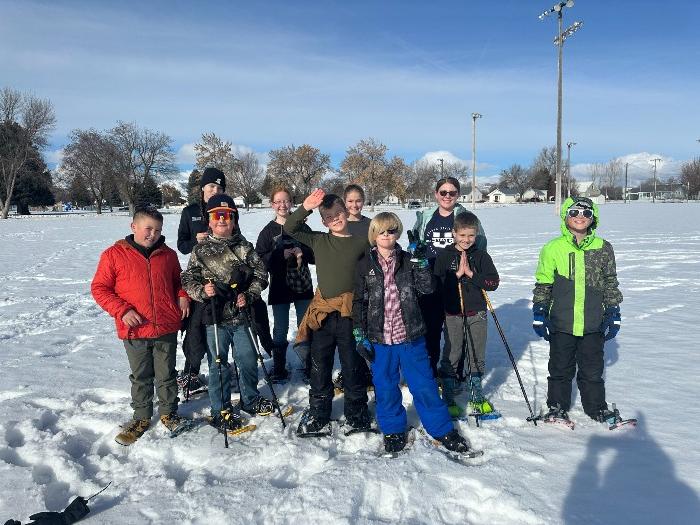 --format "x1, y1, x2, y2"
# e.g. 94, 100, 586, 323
303, 189, 326, 211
